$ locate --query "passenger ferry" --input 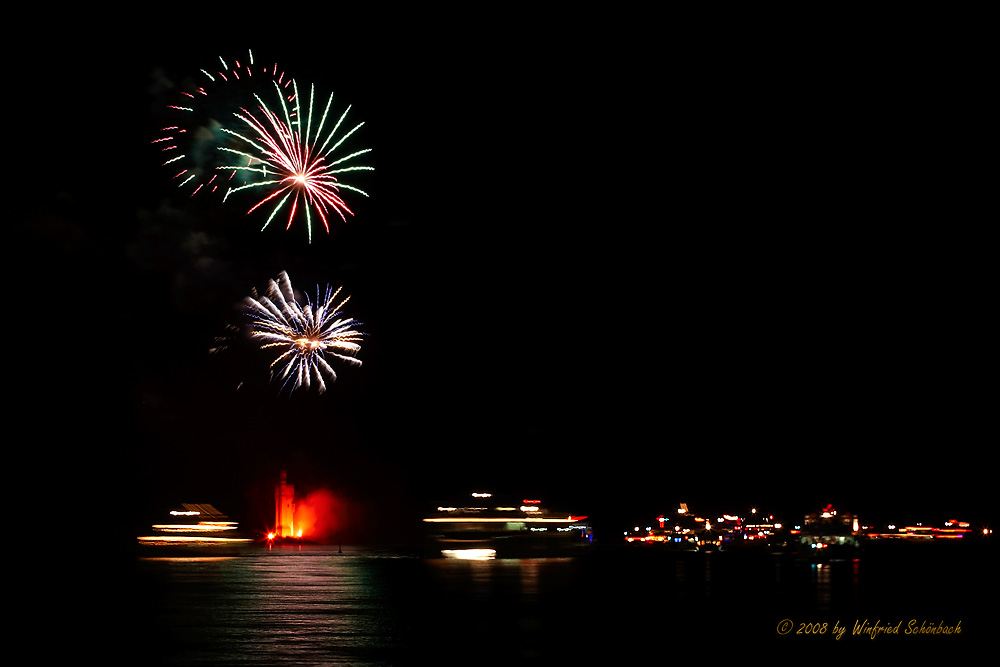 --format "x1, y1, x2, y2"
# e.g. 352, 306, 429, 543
422, 492, 593, 558
137, 503, 253, 556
